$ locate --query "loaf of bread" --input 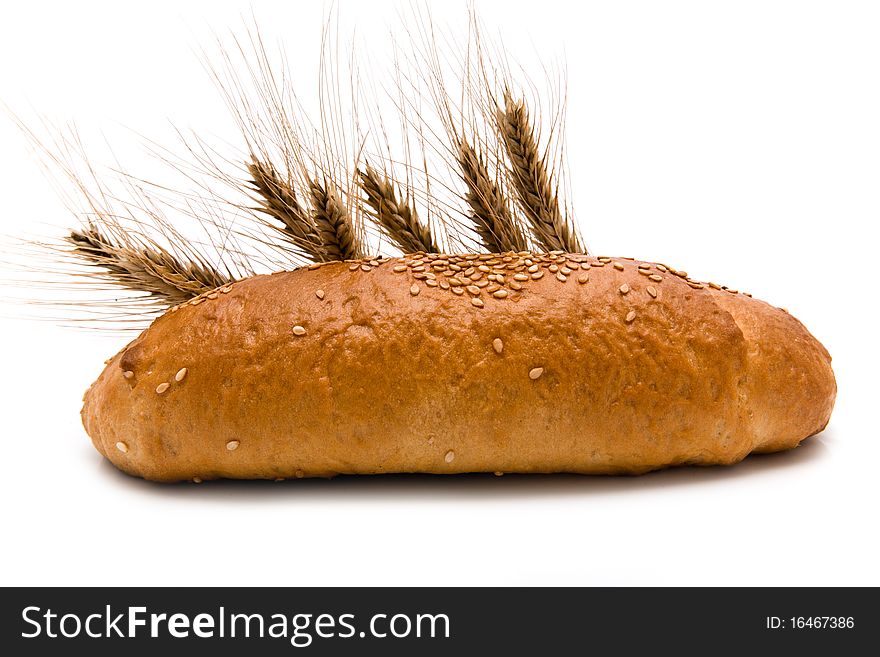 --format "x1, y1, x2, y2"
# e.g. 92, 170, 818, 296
81, 251, 836, 482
